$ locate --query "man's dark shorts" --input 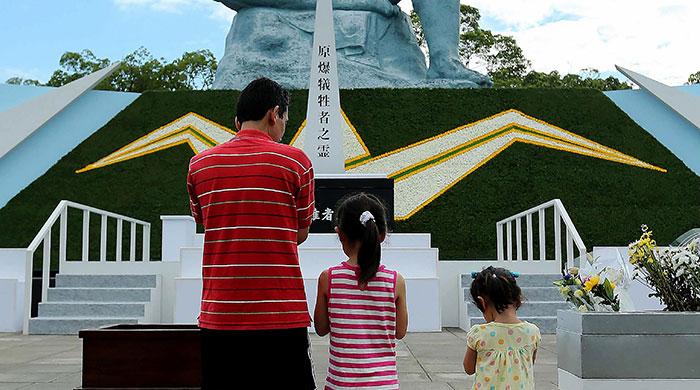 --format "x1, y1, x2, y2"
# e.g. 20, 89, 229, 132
200, 327, 316, 389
